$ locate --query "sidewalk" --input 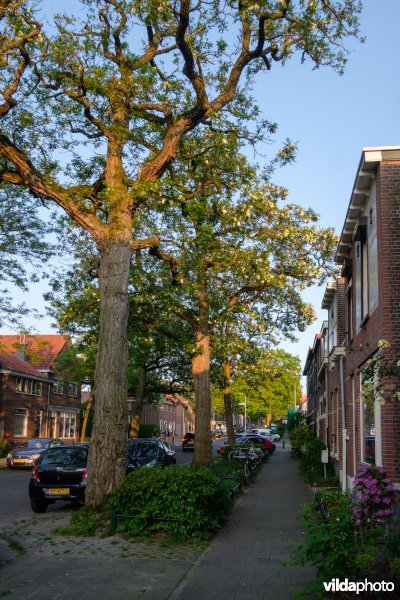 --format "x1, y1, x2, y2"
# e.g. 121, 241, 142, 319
171, 436, 315, 600
0, 437, 314, 600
